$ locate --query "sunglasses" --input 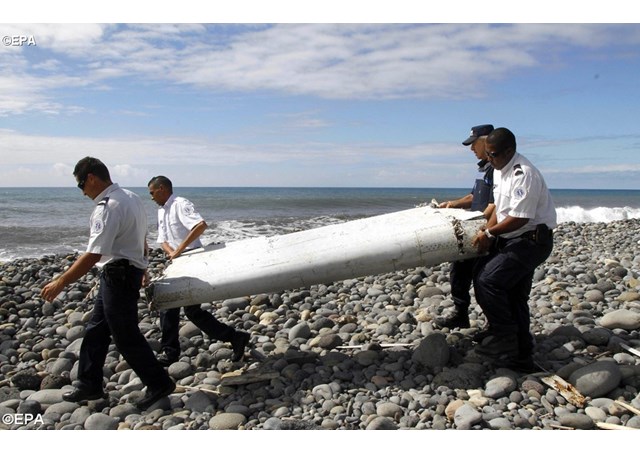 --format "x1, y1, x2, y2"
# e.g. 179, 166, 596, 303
487, 150, 503, 159
77, 175, 87, 190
